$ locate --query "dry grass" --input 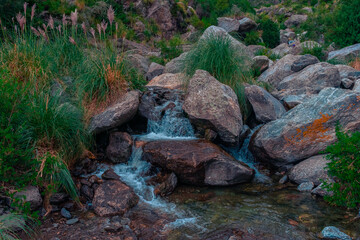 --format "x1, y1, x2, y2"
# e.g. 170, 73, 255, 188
350, 57, 360, 70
